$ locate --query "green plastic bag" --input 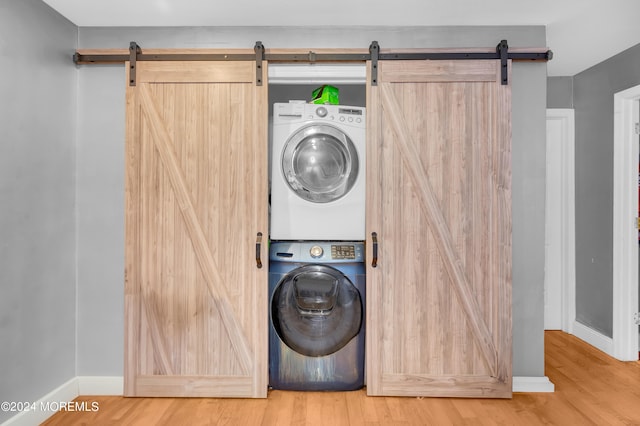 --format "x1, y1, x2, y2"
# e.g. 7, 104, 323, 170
311, 85, 339, 105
